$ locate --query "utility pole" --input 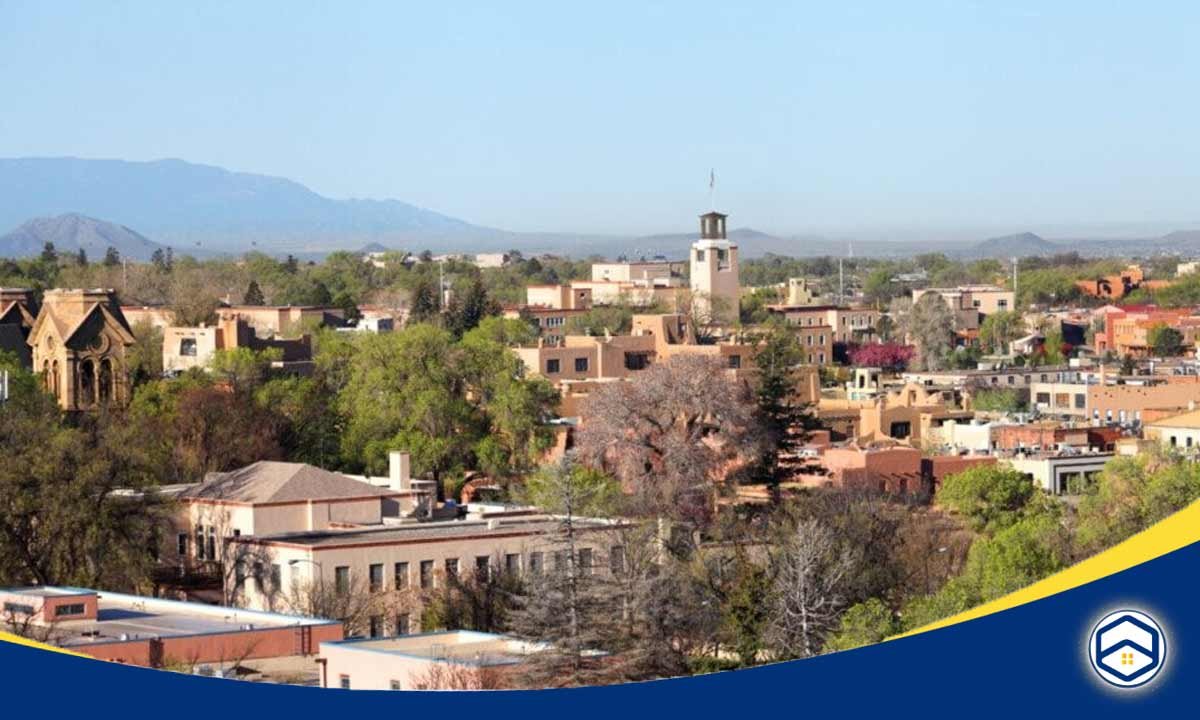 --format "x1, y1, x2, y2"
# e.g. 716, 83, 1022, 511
1012, 256, 1018, 302
439, 259, 445, 311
